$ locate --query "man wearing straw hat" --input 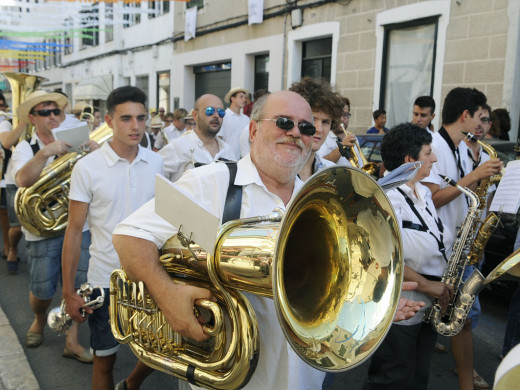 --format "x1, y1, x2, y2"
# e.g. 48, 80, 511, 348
11, 90, 93, 362
218, 86, 250, 159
